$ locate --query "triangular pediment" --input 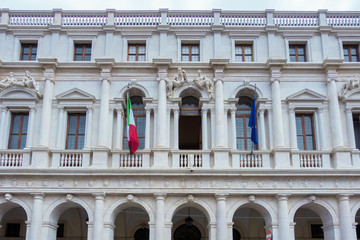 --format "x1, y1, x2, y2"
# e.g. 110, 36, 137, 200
286, 89, 326, 102
0, 87, 39, 101
56, 88, 95, 102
